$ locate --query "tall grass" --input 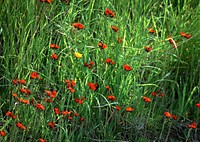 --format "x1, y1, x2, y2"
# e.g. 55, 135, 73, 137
0, 0, 200, 141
